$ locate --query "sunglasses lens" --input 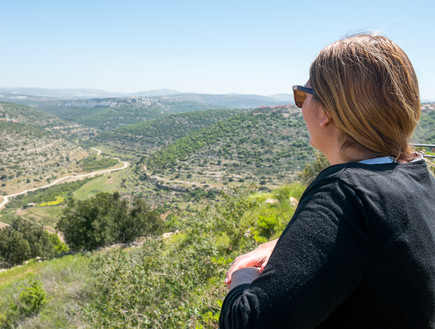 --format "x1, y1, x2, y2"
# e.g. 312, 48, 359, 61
293, 90, 306, 108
